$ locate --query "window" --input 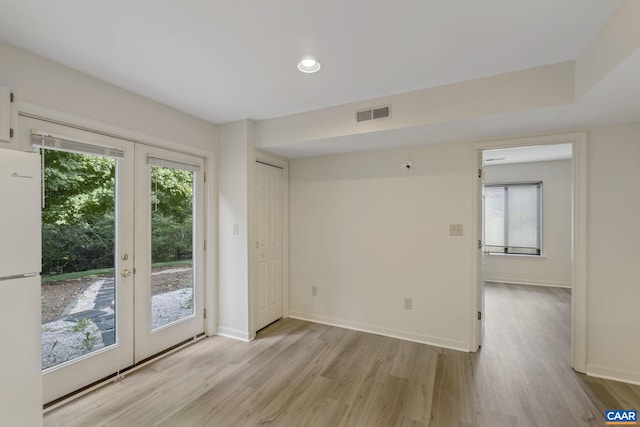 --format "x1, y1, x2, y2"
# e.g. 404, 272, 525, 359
484, 182, 541, 255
